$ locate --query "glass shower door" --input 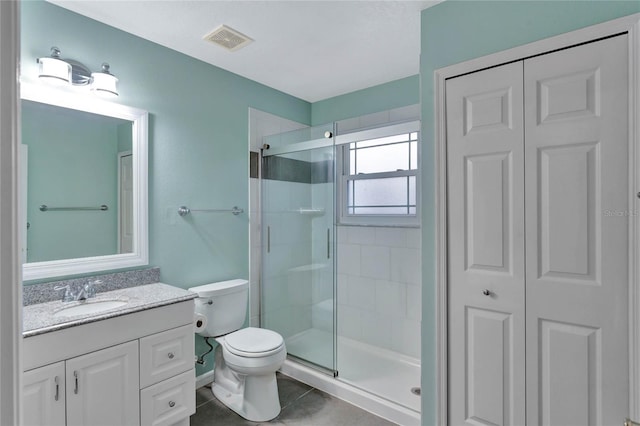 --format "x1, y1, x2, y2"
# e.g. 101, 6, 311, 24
261, 126, 335, 373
